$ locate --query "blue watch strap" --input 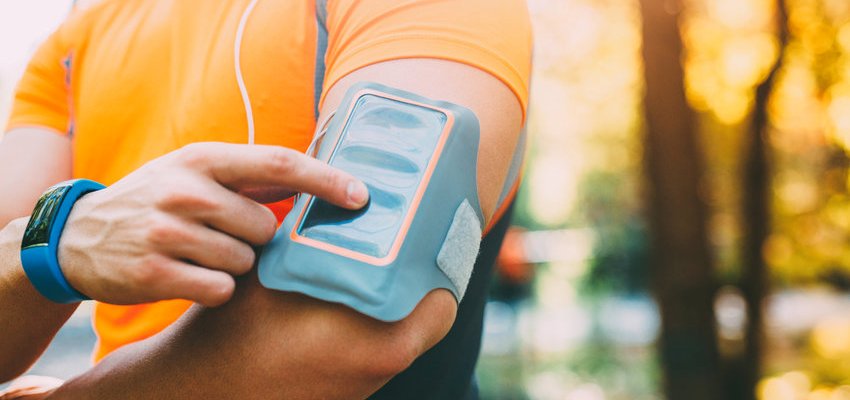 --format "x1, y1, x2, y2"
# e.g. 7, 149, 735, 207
21, 179, 105, 303
21, 246, 89, 303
